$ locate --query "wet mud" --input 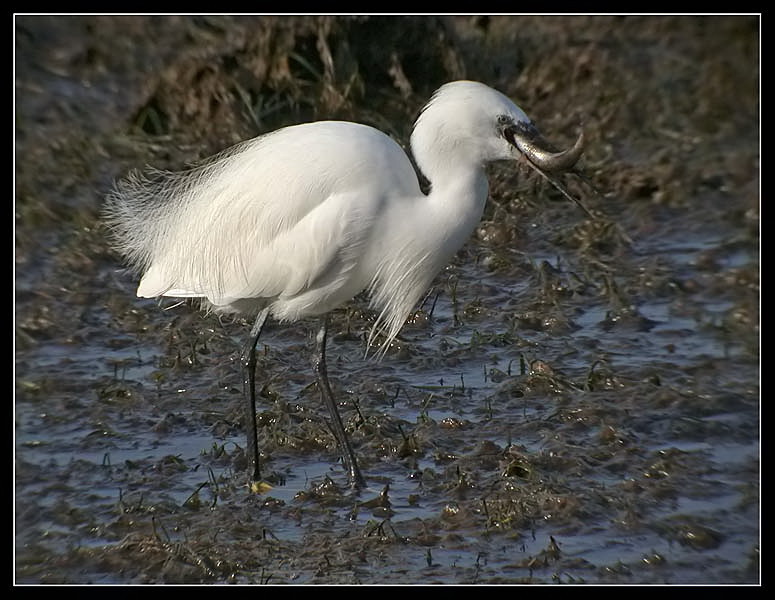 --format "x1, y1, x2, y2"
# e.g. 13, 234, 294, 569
15, 15, 759, 584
